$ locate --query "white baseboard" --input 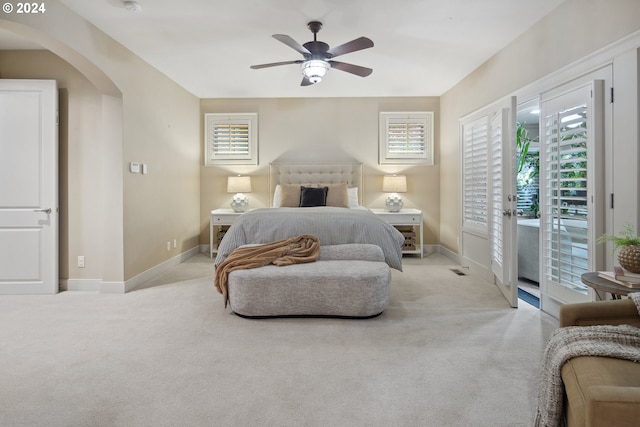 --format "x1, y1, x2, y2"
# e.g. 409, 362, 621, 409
101, 281, 128, 294
540, 293, 562, 320
436, 245, 461, 264
460, 255, 493, 283
62, 278, 102, 292
61, 246, 200, 294
124, 246, 201, 293
422, 244, 438, 256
